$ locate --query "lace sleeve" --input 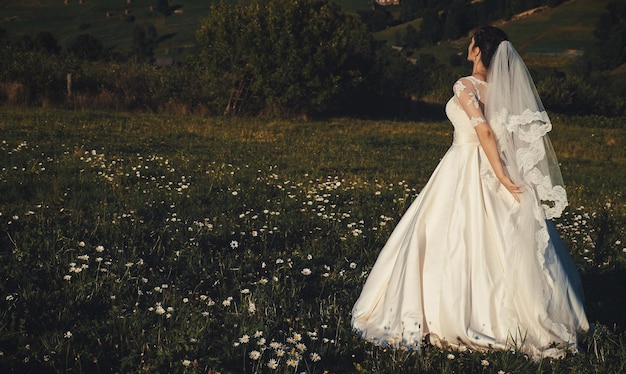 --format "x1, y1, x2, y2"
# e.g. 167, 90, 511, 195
453, 78, 486, 128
